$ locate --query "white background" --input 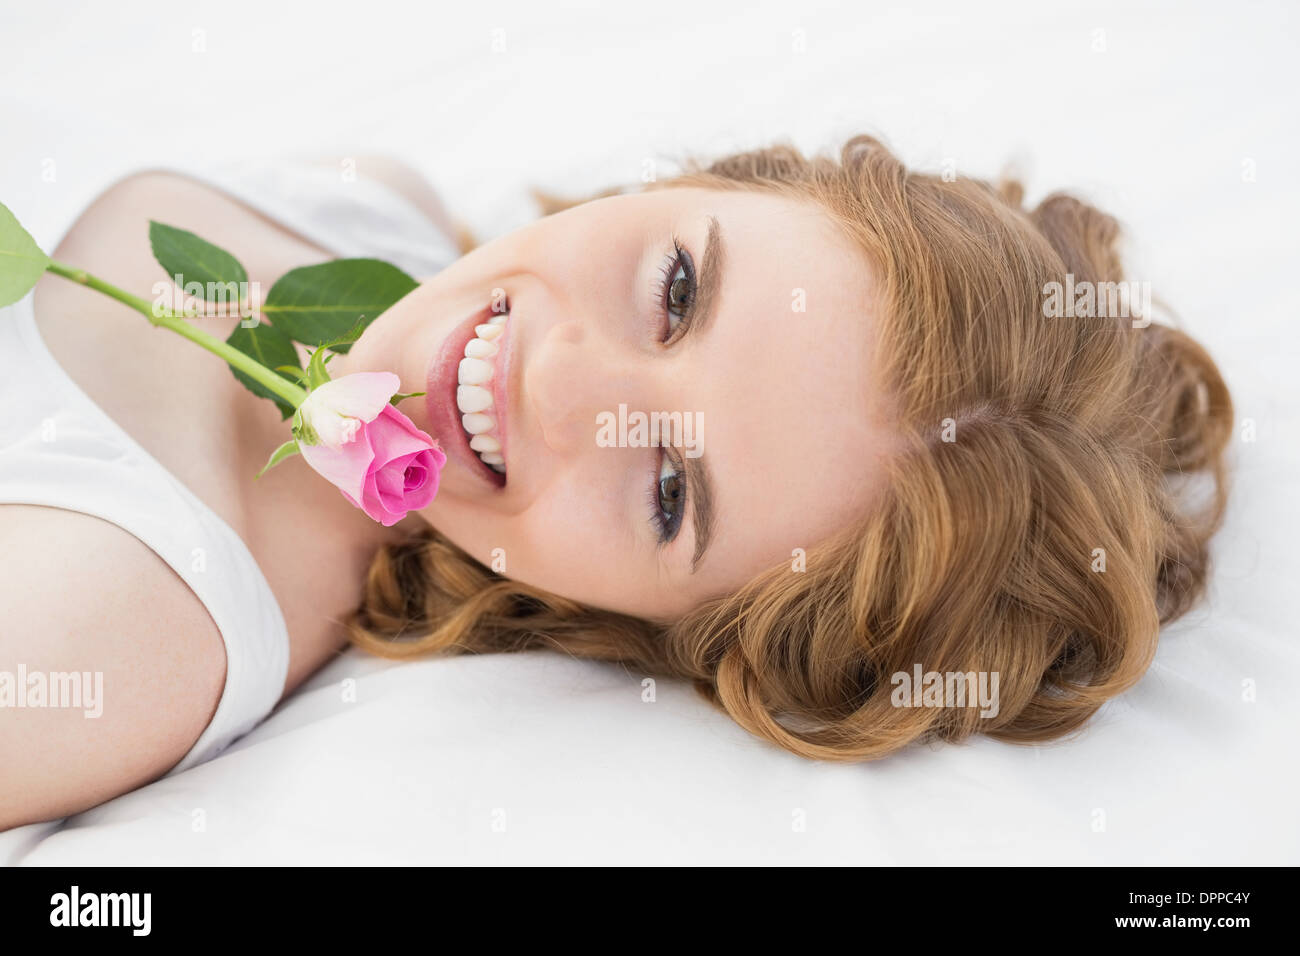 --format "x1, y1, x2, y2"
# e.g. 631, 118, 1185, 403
1, 0, 1297, 864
